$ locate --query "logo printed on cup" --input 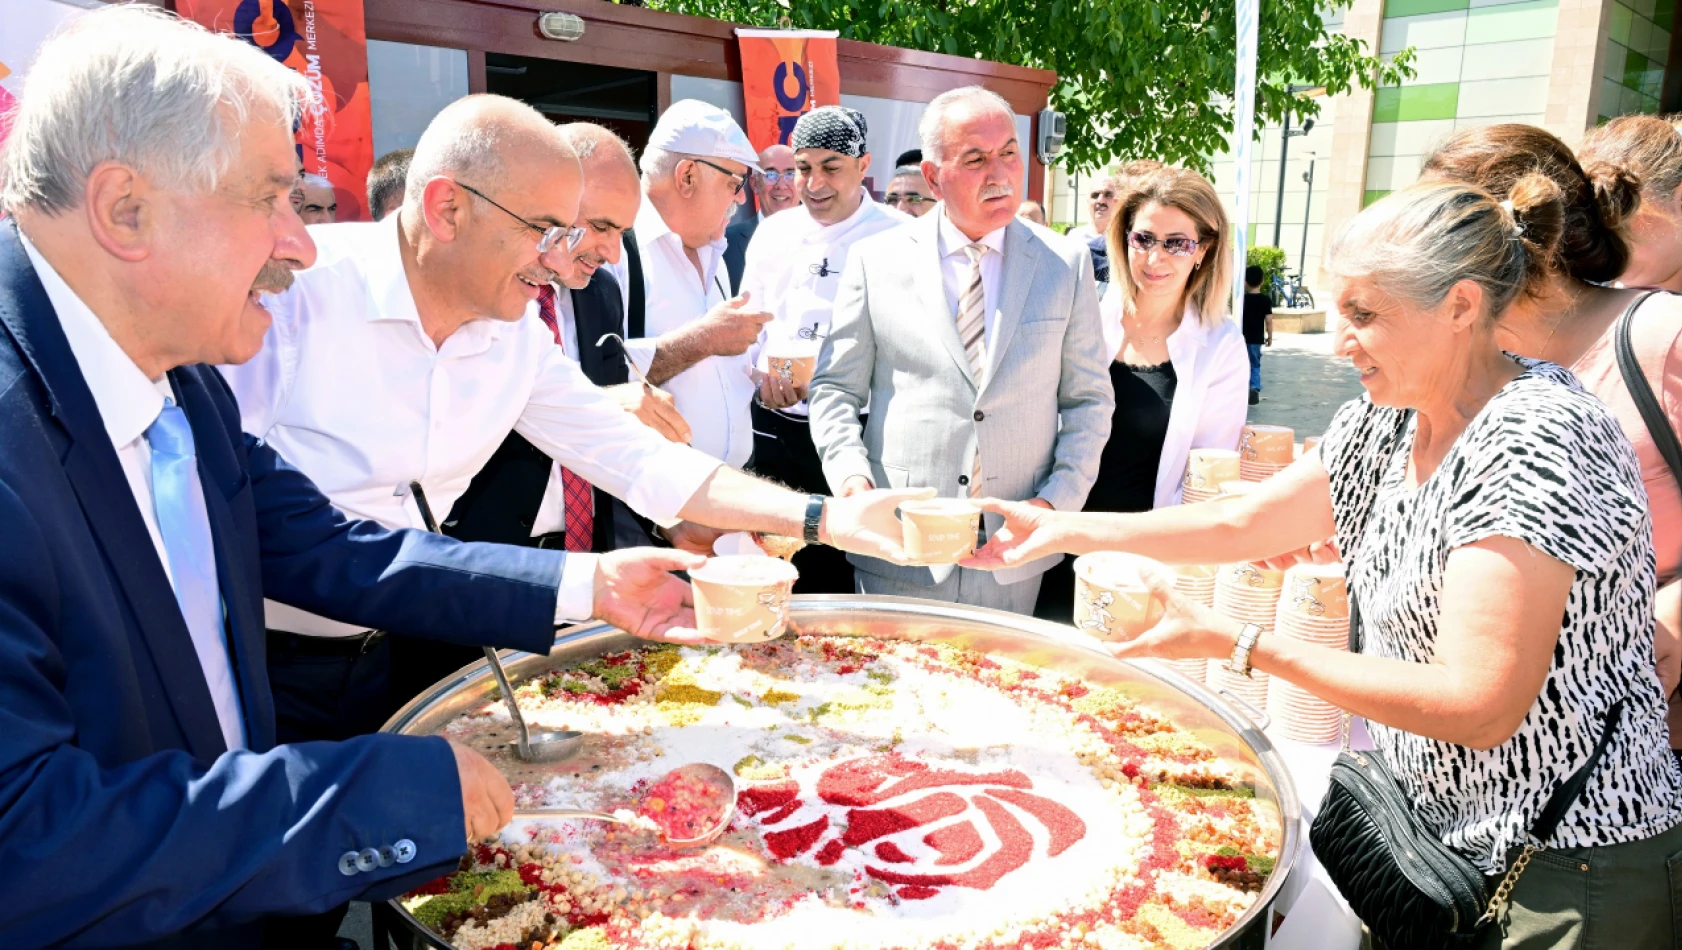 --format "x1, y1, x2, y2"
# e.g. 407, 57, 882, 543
692, 556, 800, 642
899, 499, 981, 565
1072, 552, 1166, 642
